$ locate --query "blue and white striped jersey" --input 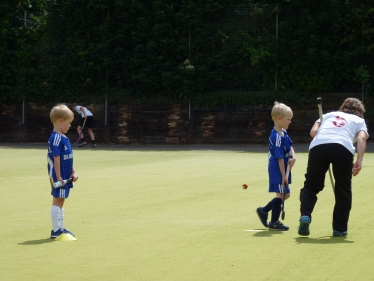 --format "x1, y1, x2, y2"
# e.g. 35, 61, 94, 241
268, 128, 293, 185
47, 131, 74, 189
